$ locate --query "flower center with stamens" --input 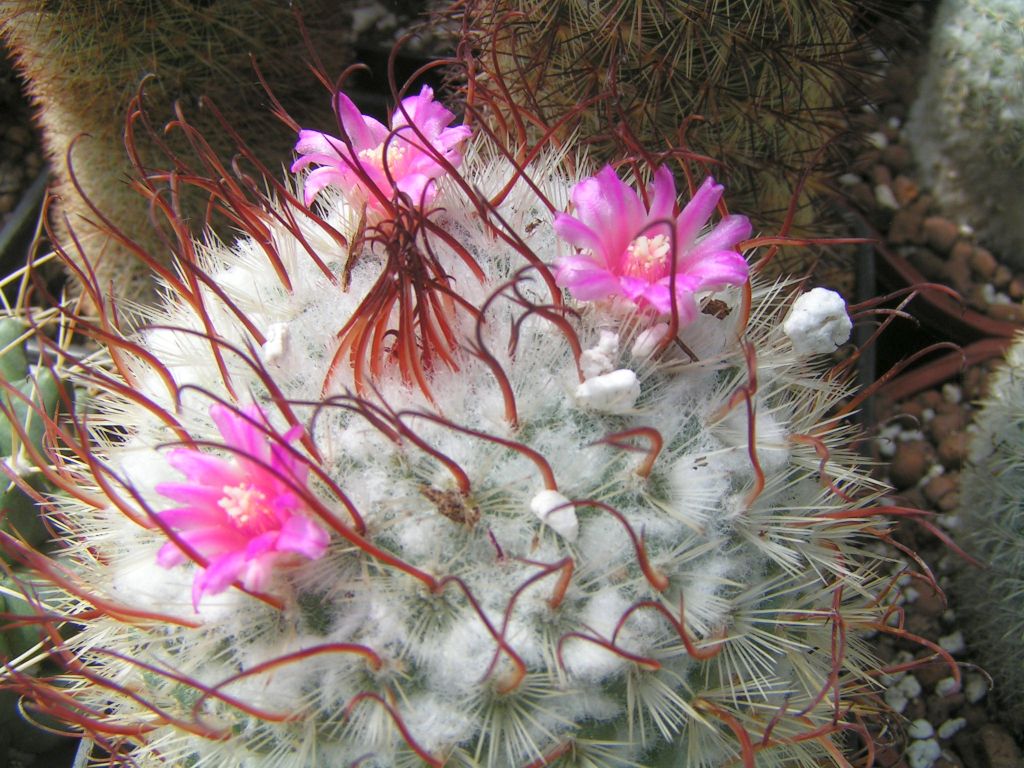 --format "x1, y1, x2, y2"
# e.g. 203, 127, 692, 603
623, 234, 672, 280
357, 141, 408, 173
219, 484, 273, 534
